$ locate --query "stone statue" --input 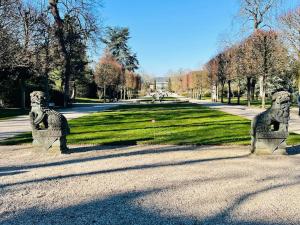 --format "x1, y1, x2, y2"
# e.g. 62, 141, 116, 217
151, 91, 168, 102
29, 91, 69, 153
250, 91, 291, 155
